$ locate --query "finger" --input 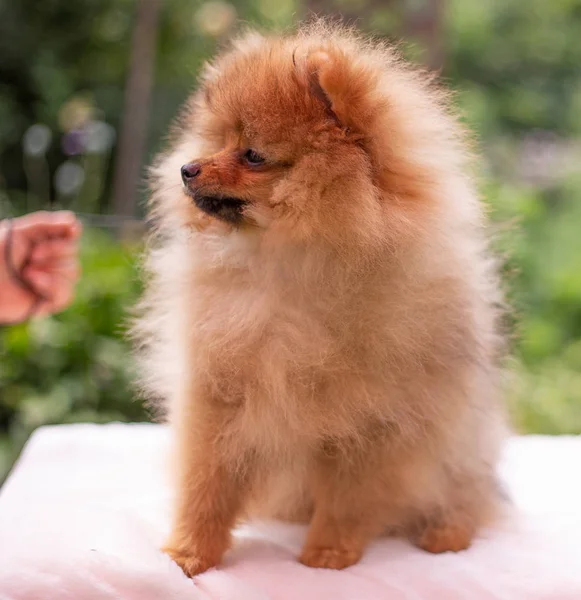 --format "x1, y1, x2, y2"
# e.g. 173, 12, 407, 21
14, 211, 82, 241
29, 239, 79, 264
25, 262, 80, 288
53, 264, 81, 284
15, 210, 76, 228
21, 270, 52, 298
33, 288, 75, 317
22, 269, 79, 318
22, 264, 80, 318
40, 270, 78, 313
